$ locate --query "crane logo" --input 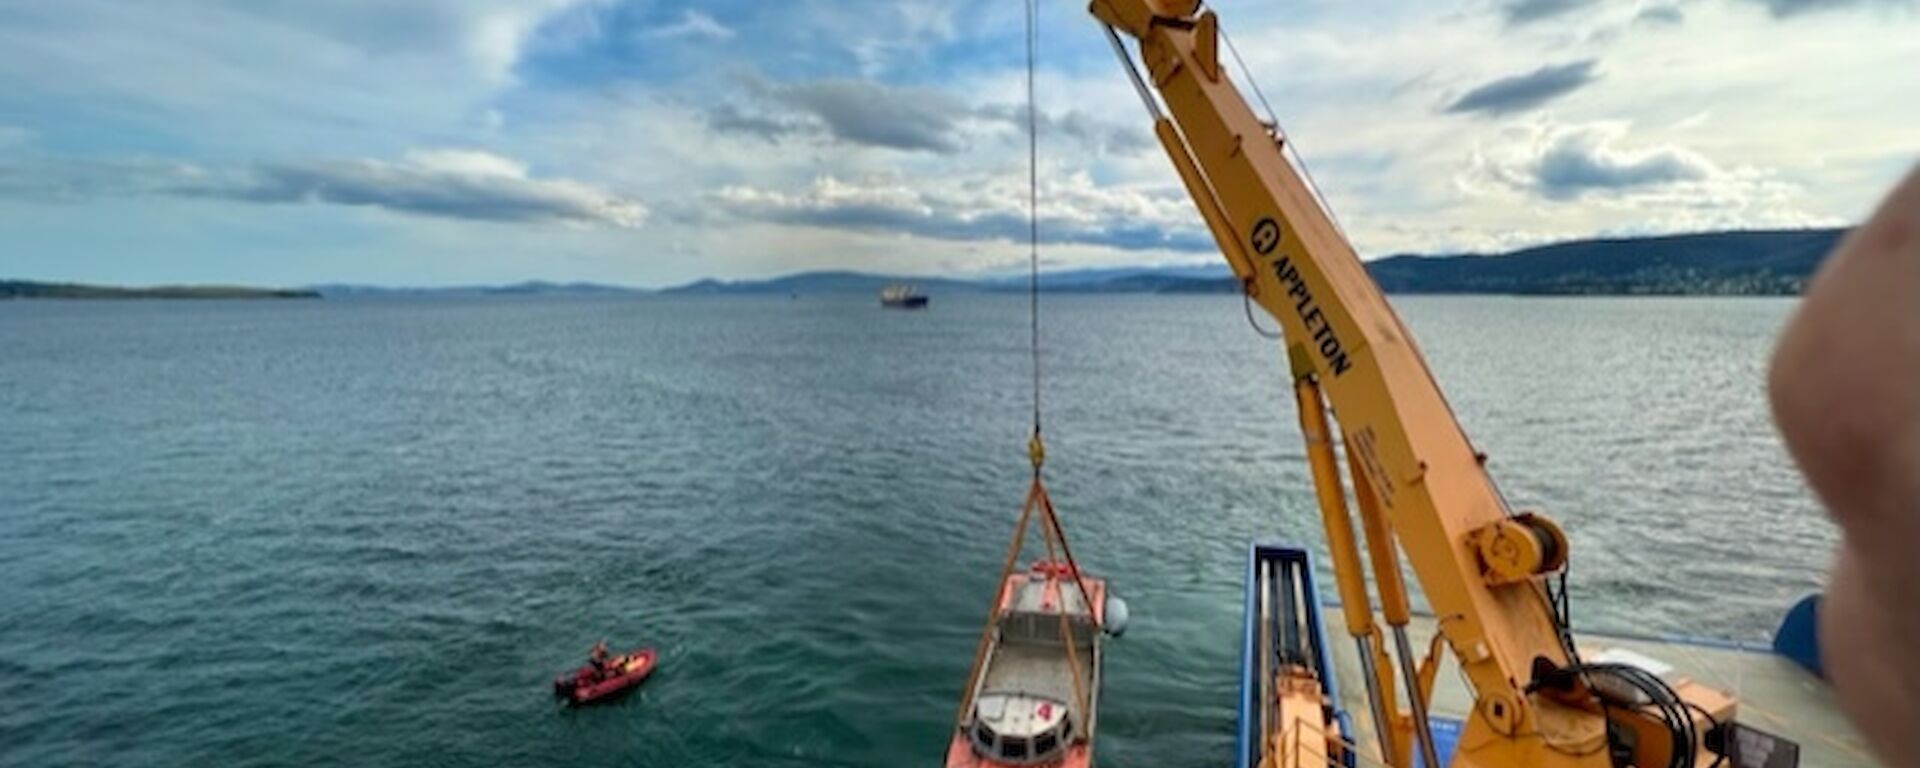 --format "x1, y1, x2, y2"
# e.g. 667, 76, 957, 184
1250, 217, 1281, 256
